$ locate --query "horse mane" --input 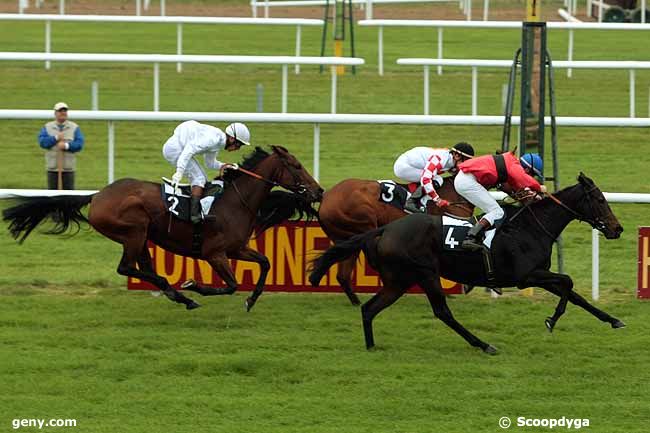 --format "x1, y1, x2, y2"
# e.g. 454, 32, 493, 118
222, 146, 271, 182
